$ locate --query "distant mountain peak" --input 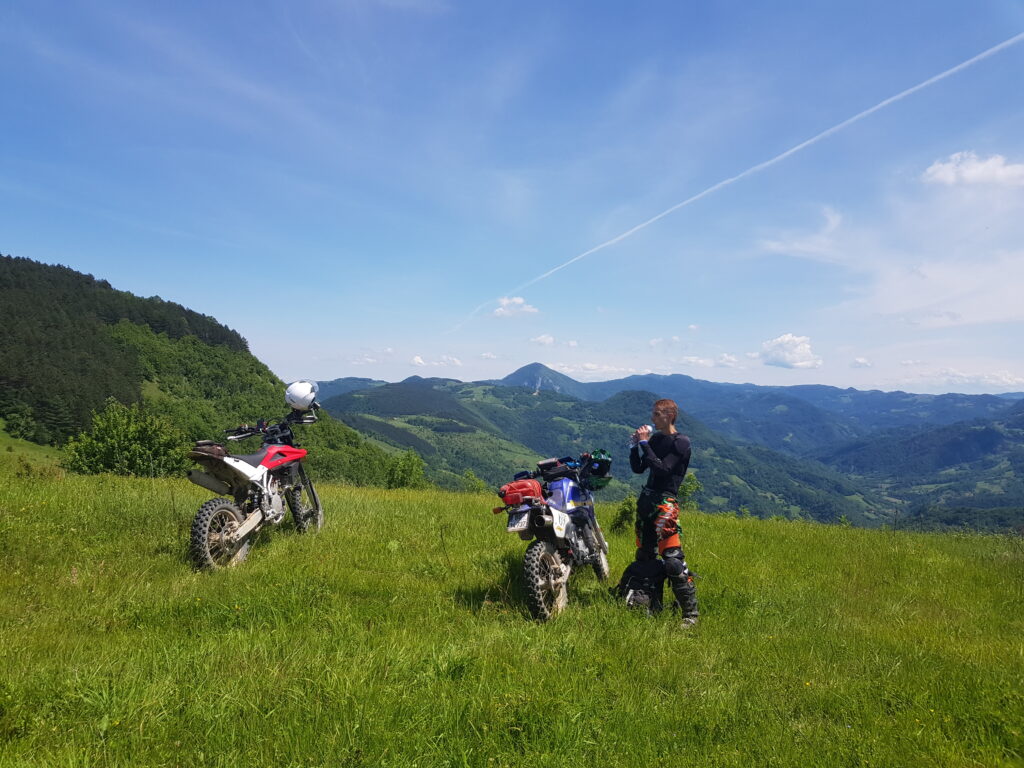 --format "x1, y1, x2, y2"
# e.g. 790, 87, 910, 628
501, 362, 587, 398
